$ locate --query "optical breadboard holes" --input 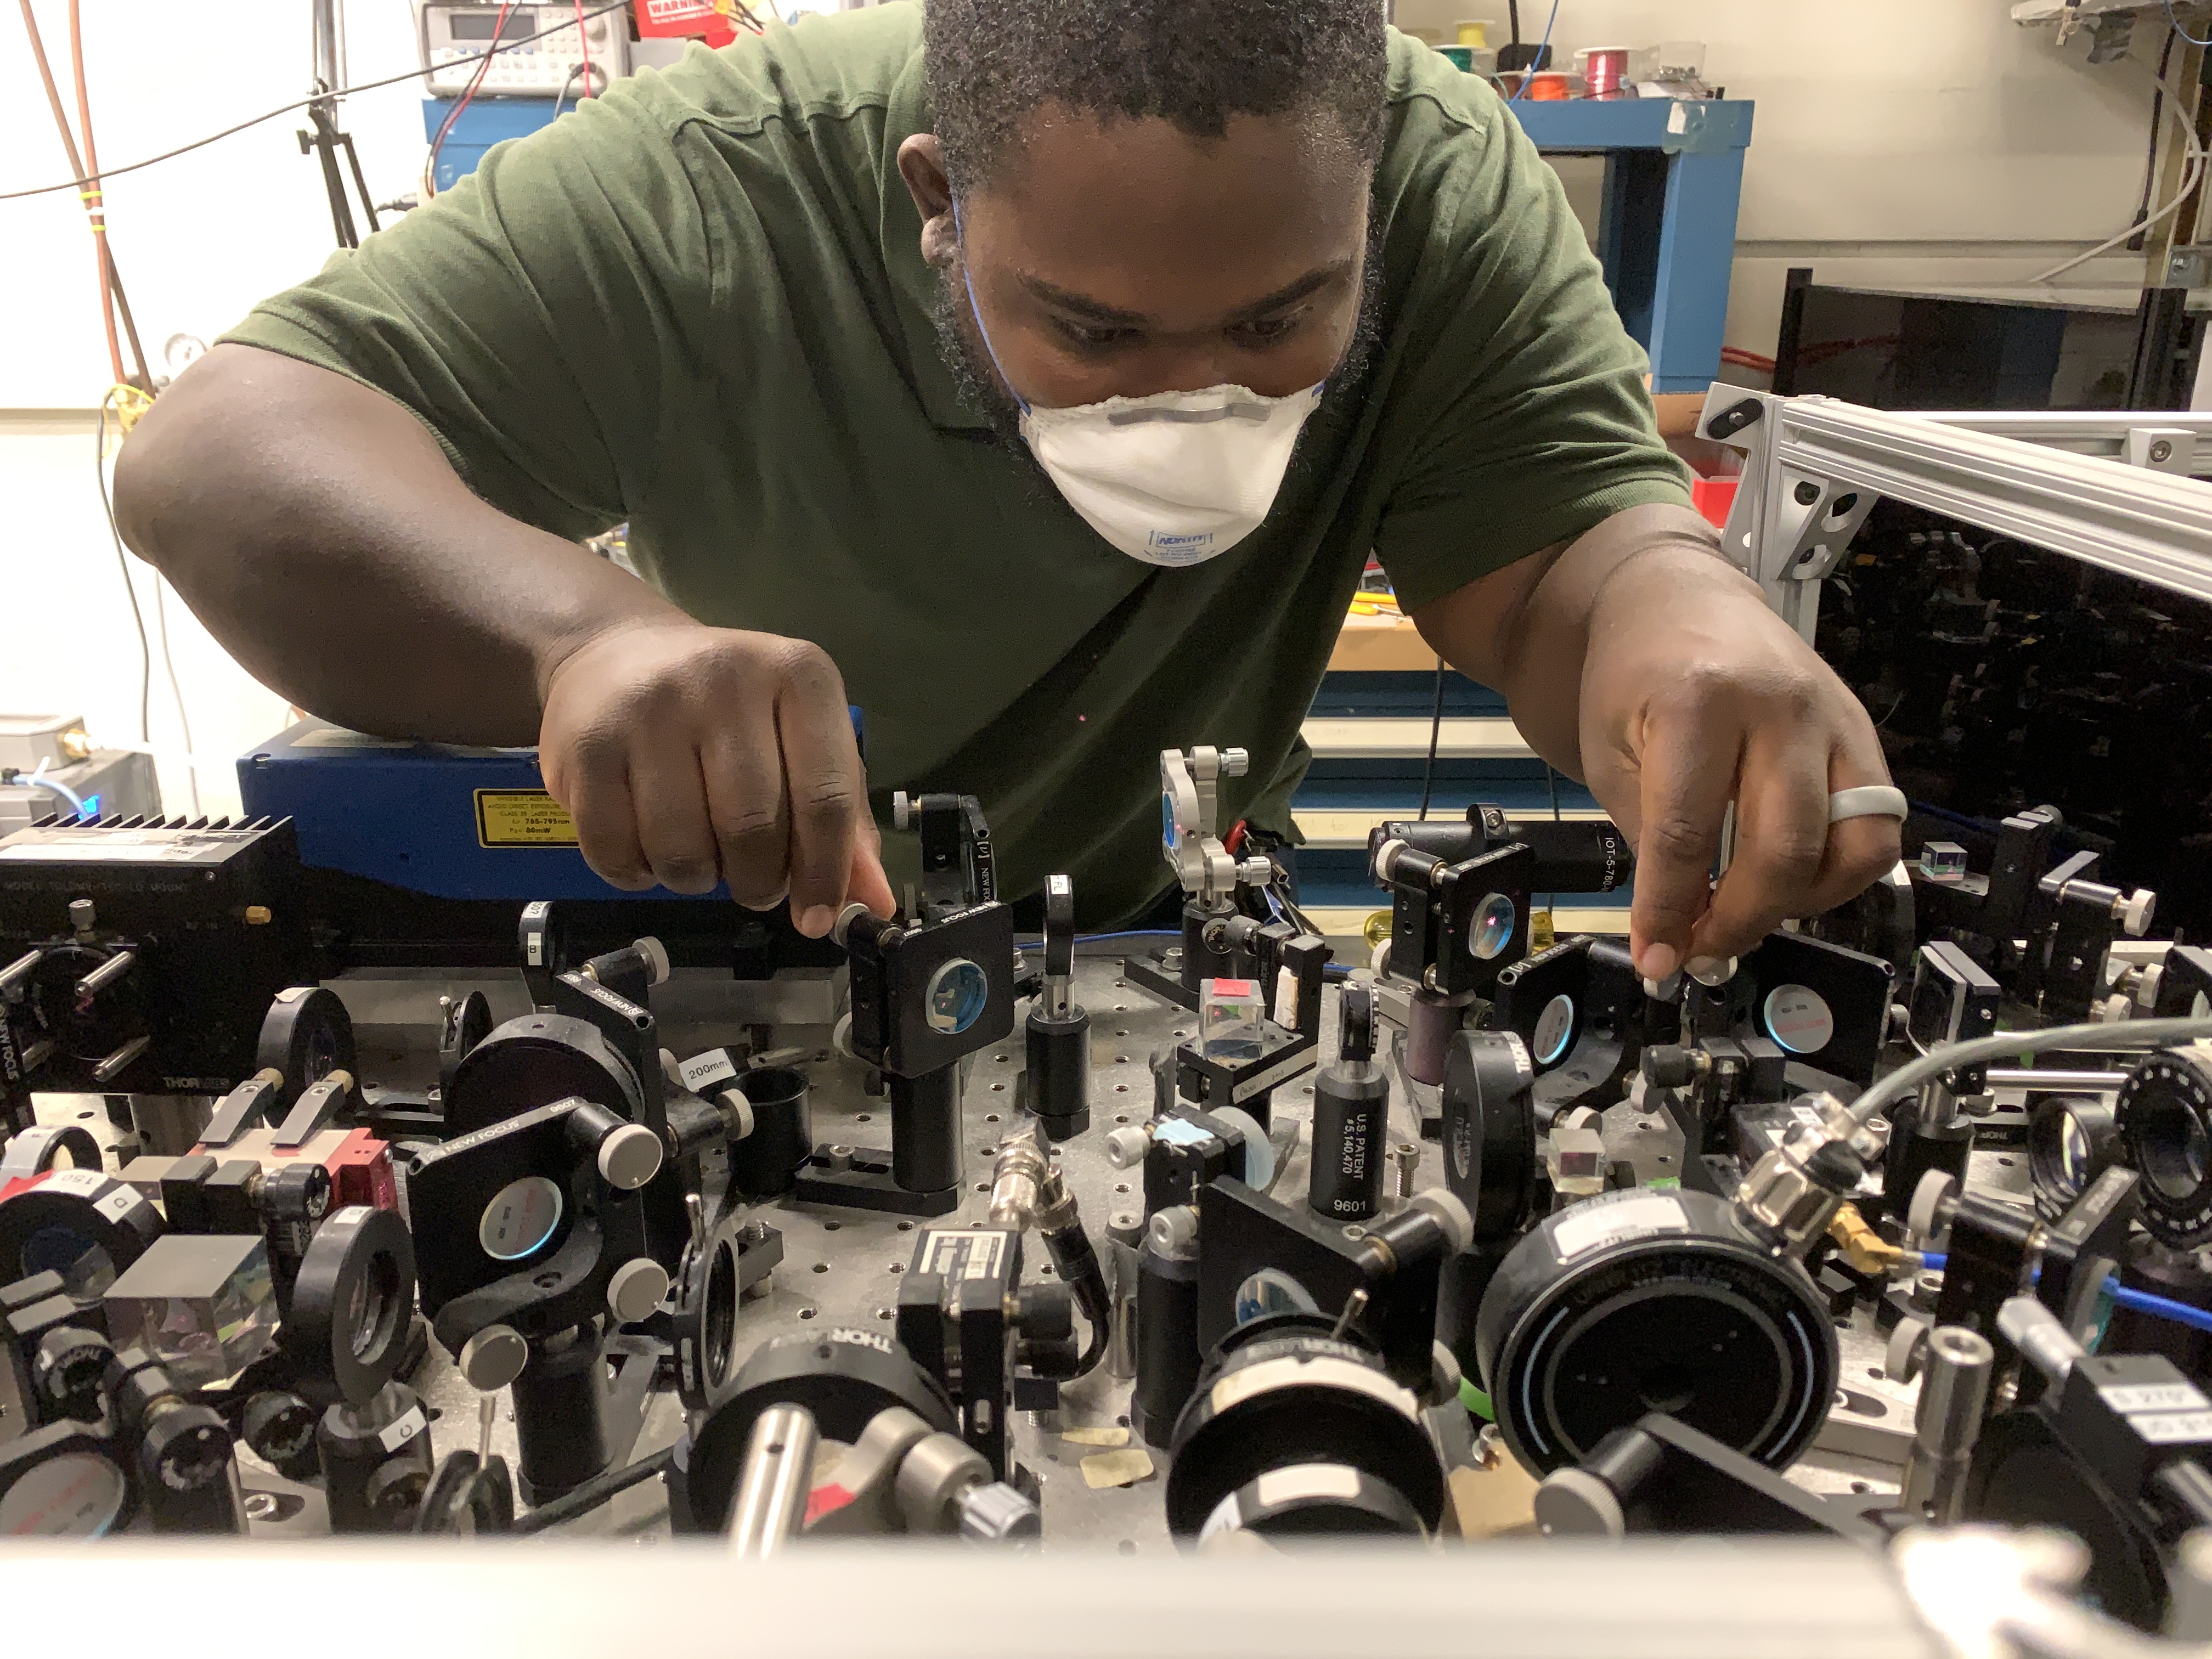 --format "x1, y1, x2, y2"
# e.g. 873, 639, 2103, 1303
1763, 985, 1835, 1056
479, 1176, 563, 1261
474, 789, 579, 848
